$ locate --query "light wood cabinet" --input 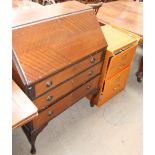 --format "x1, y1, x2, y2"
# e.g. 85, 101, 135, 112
95, 25, 138, 106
